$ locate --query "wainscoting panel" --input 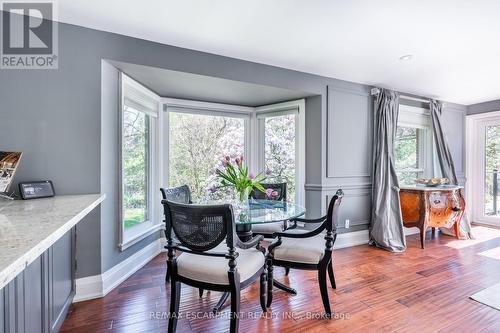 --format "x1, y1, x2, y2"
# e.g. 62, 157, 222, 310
326, 86, 372, 180
326, 185, 371, 230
